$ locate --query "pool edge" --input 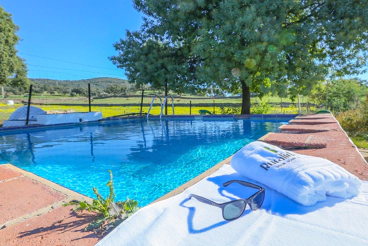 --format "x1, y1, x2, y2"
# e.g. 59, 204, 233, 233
151, 156, 233, 204
2, 163, 92, 203
150, 113, 368, 205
